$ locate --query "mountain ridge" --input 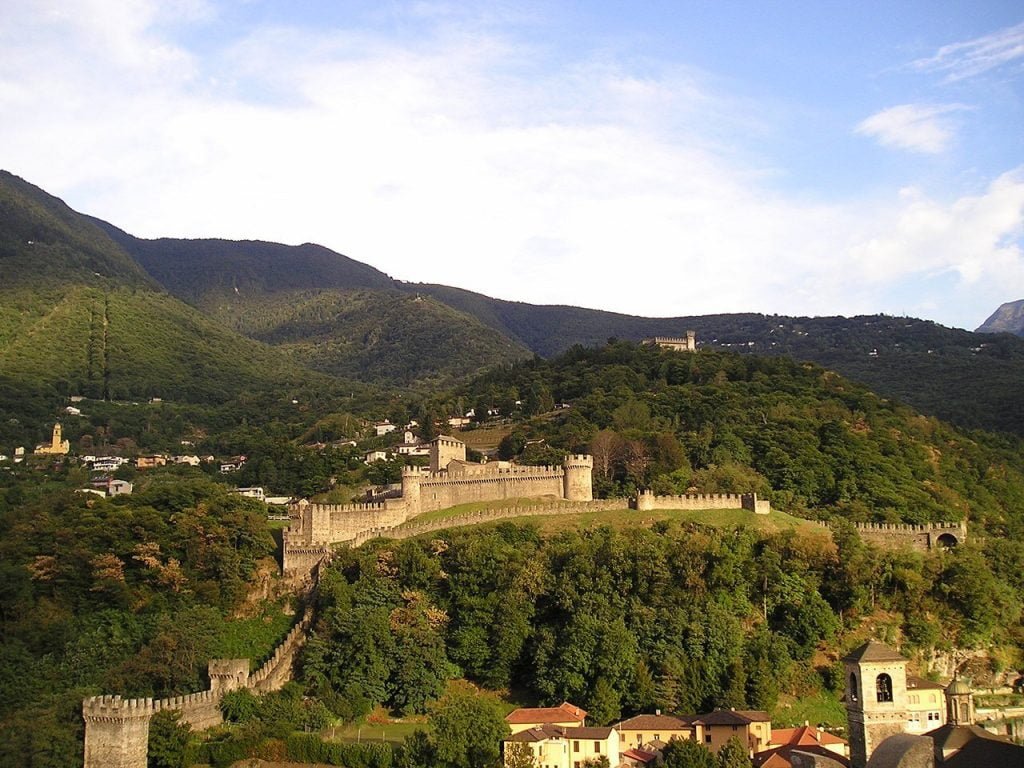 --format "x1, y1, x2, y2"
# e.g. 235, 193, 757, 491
8, 169, 1024, 436
976, 299, 1024, 337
